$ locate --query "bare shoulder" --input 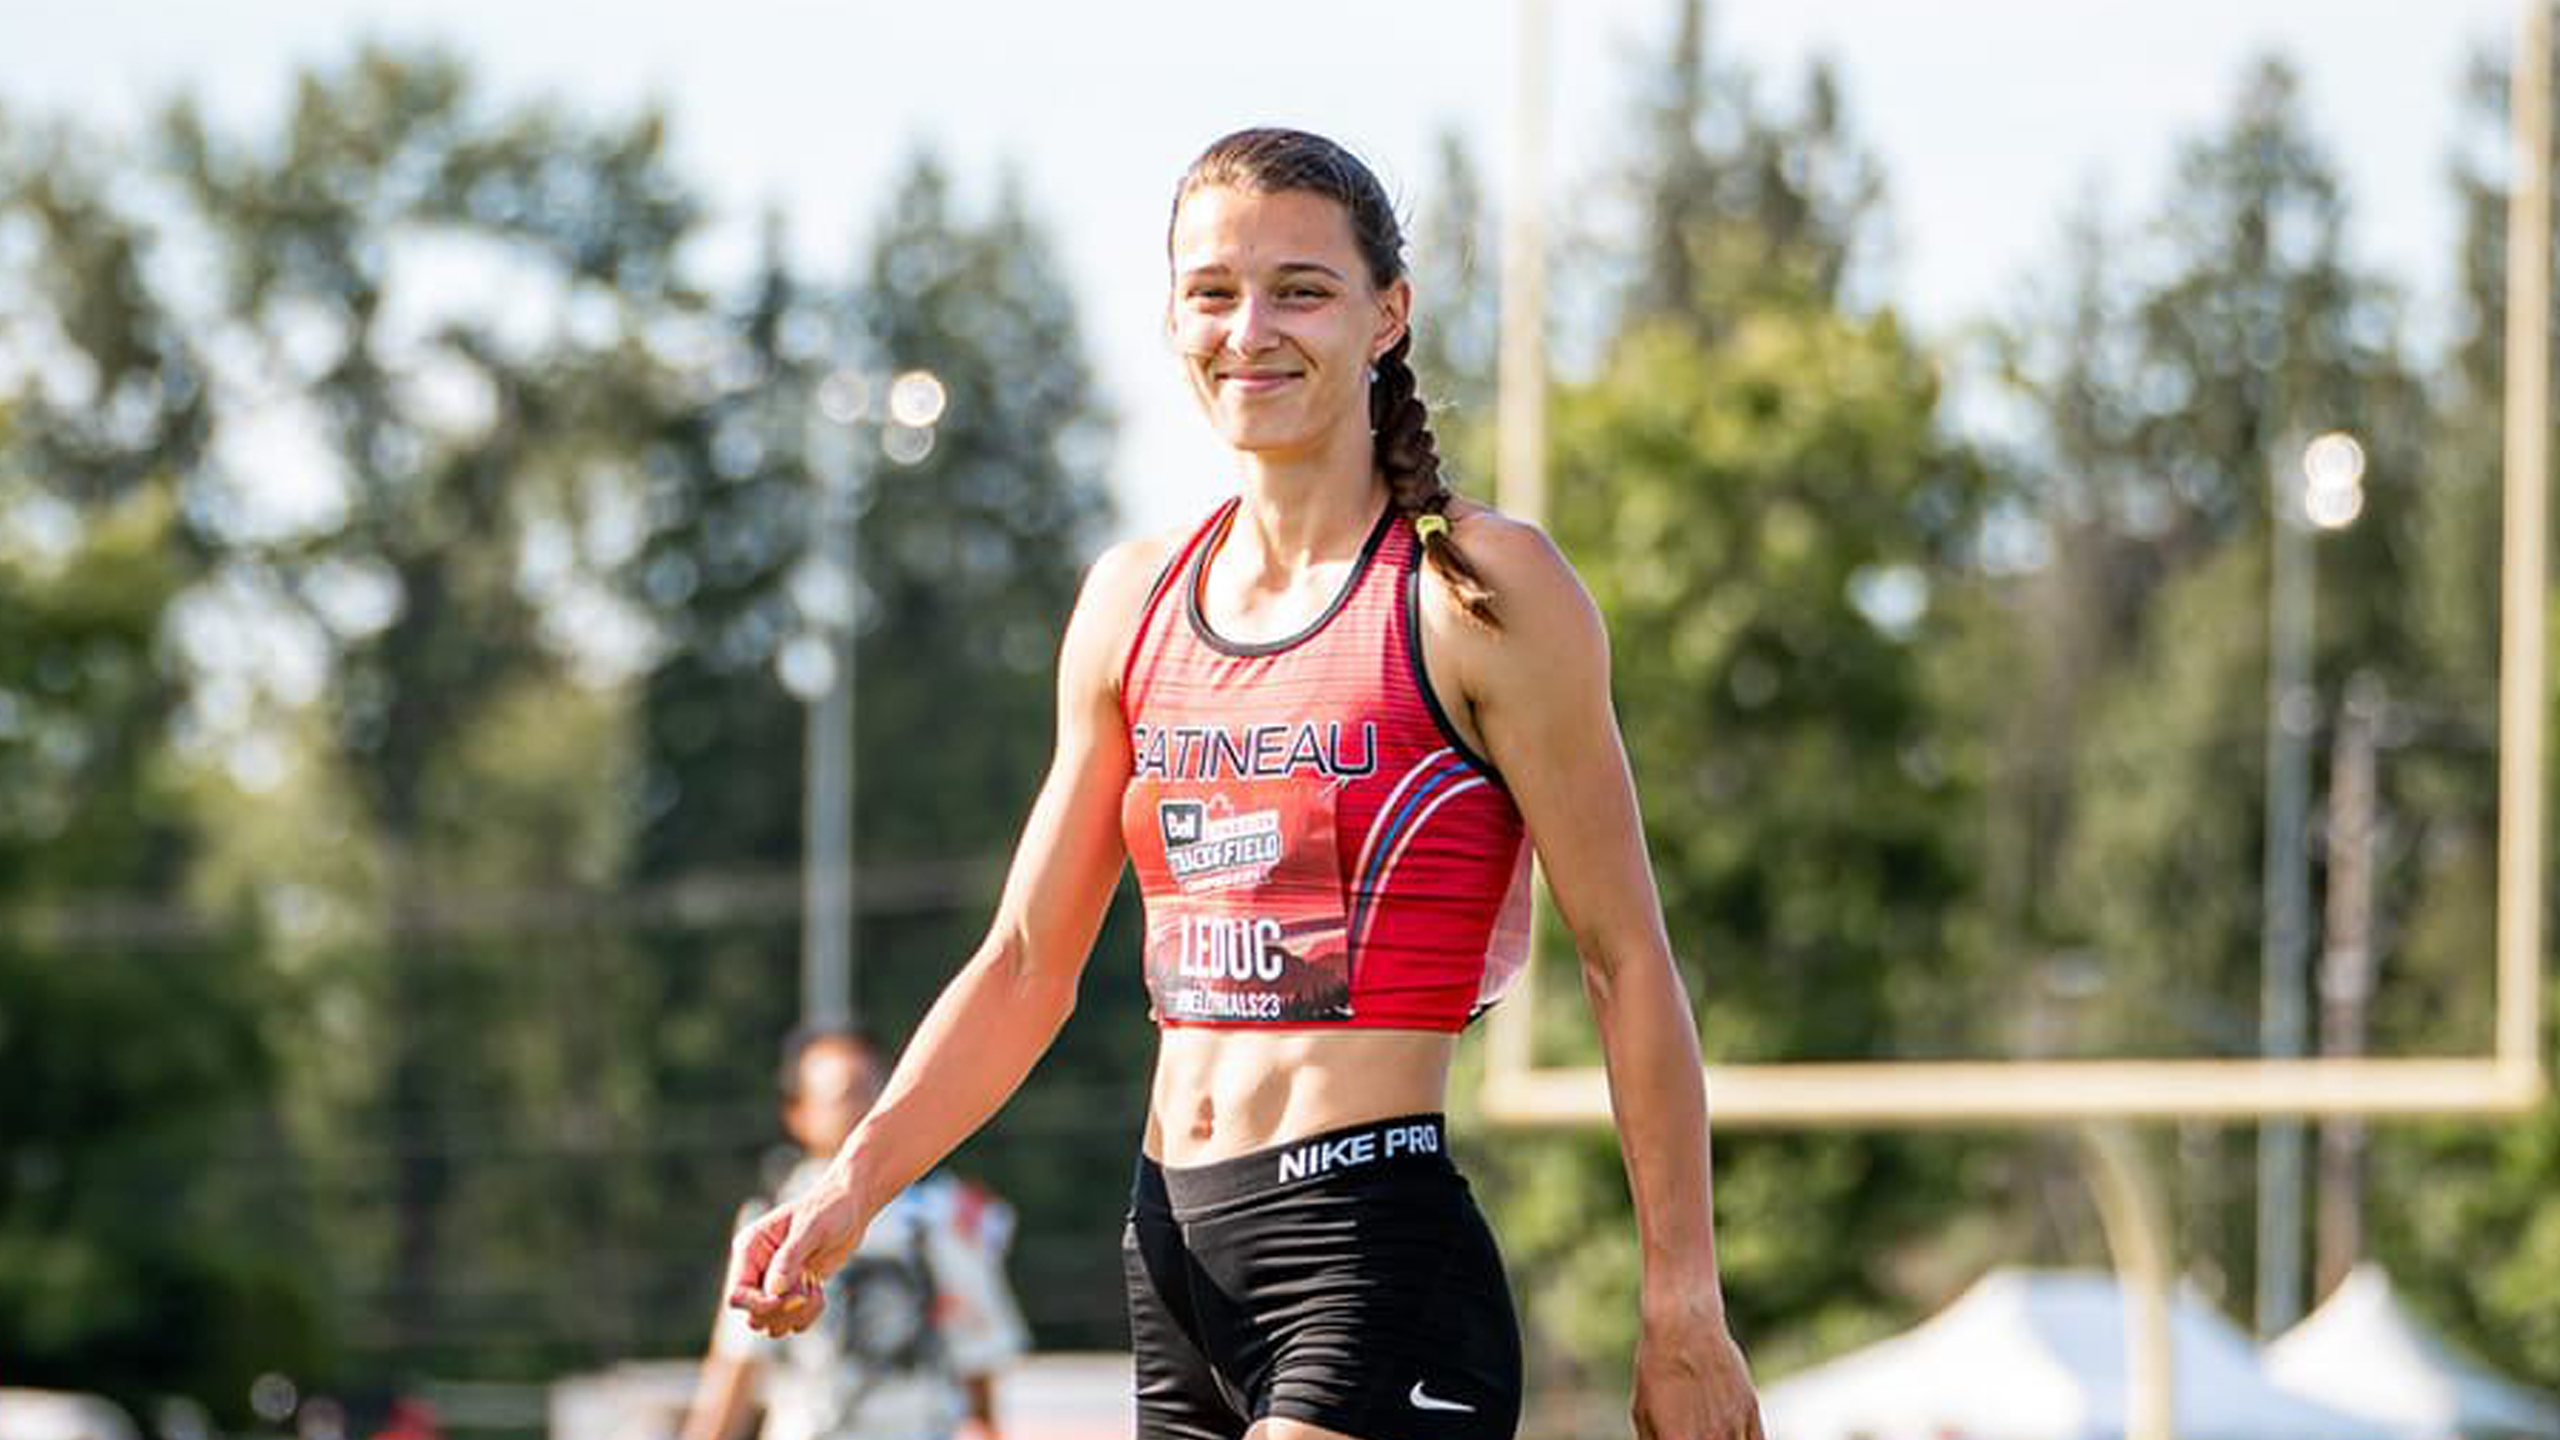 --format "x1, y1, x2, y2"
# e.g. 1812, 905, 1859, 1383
1062, 523, 1189, 695
1082, 525, 1186, 610
1429, 497, 1604, 644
